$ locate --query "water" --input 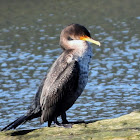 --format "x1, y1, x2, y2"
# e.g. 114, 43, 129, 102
0, 0, 140, 130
